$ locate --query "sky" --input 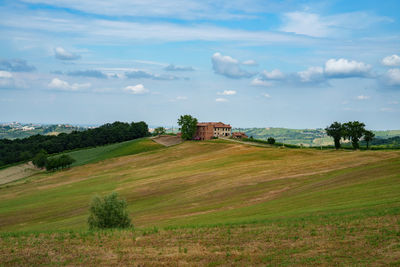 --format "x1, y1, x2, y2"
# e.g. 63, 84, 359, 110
0, 0, 399, 129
